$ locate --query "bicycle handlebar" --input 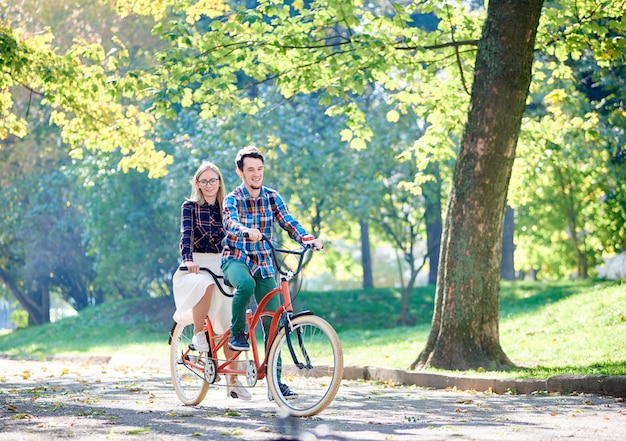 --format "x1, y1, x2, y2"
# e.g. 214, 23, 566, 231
244, 232, 320, 279
177, 266, 233, 295
244, 231, 322, 251
179, 234, 320, 284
